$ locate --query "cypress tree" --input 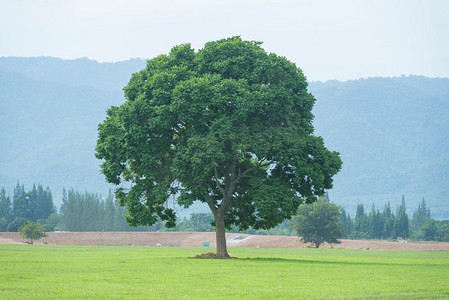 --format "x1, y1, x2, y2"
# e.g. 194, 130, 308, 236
353, 204, 367, 238
411, 198, 431, 233
13, 183, 28, 220
393, 196, 410, 239
340, 208, 353, 238
368, 203, 383, 239
381, 202, 394, 239
104, 191, 116, 231
0, 187, 12, 221
27, 184, 39, 221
